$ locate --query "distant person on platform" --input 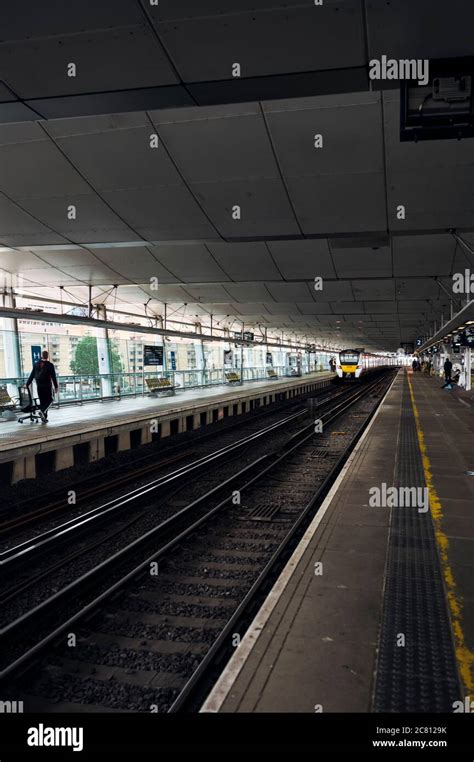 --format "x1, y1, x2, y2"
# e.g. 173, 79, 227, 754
26, 350, 58, 422
443, 357, 453, 384
412, 358, 418, 372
